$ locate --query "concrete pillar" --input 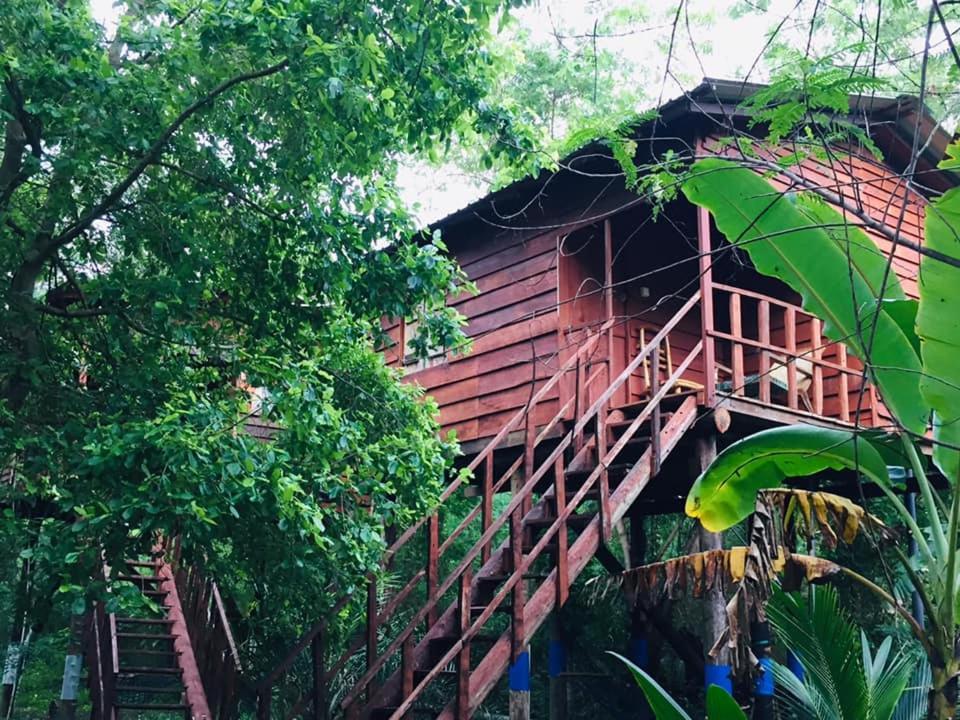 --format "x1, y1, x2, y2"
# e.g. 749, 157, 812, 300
509, 650, 531, 720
